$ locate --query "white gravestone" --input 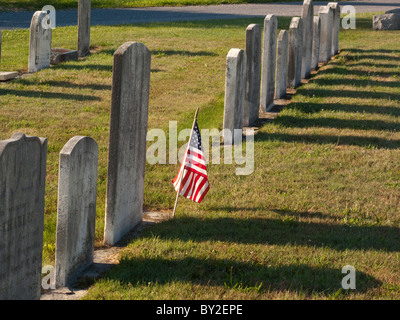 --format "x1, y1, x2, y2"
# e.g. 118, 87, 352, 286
260, 15, 278, 112
244, 24, 261, 127
275, 30, 289, 100
318, 6, 333, 63
104, 42, 151, 246
56, 136, 98, 287
311, 16, 321, 71
301, 0, 314, 79
223, 48, 246, 145
287, 17, 303, 88
28, 11, 52, 73
328, 2, 340, 56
